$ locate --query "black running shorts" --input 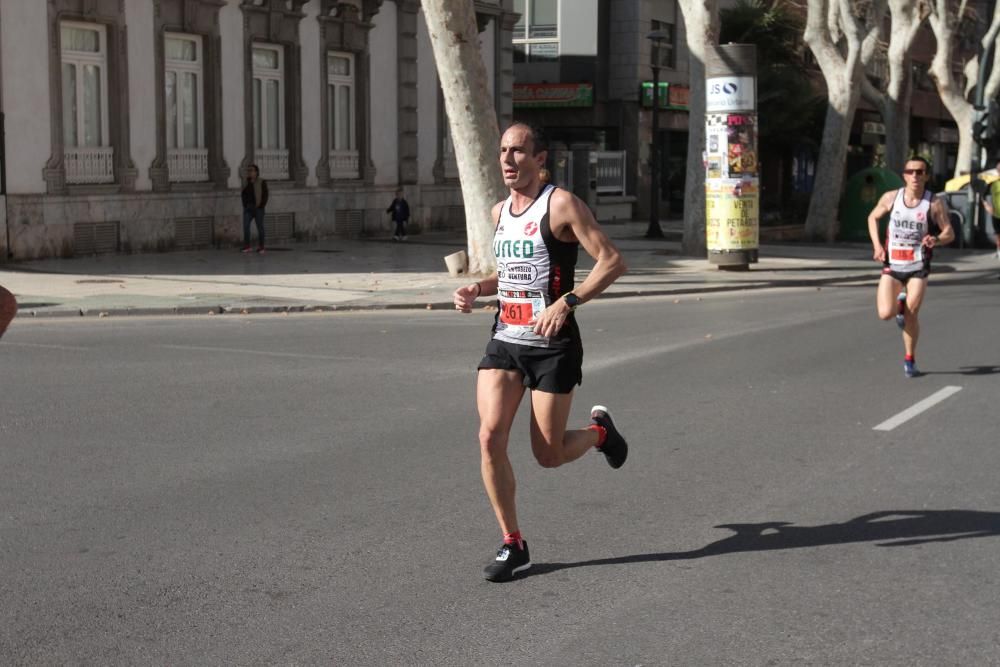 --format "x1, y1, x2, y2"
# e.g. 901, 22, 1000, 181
882, 266, 930, 282
478, 338, 583, 394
